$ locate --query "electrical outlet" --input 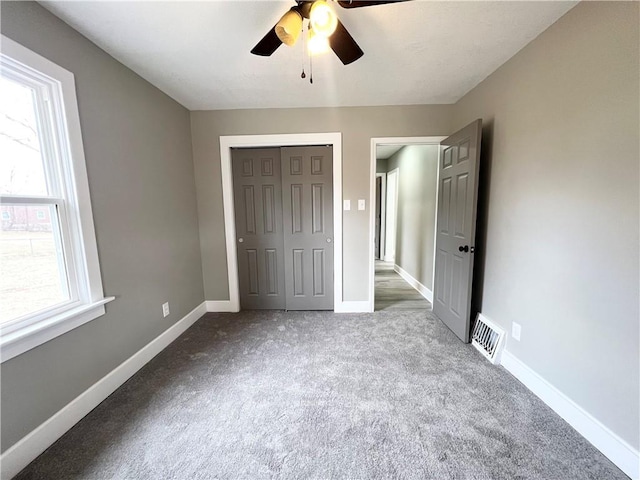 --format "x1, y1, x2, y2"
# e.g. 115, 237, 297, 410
343, 200, 351, 211
358, 199, 366, 211
162, 302, 170, 318
512, 322, 521, 341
